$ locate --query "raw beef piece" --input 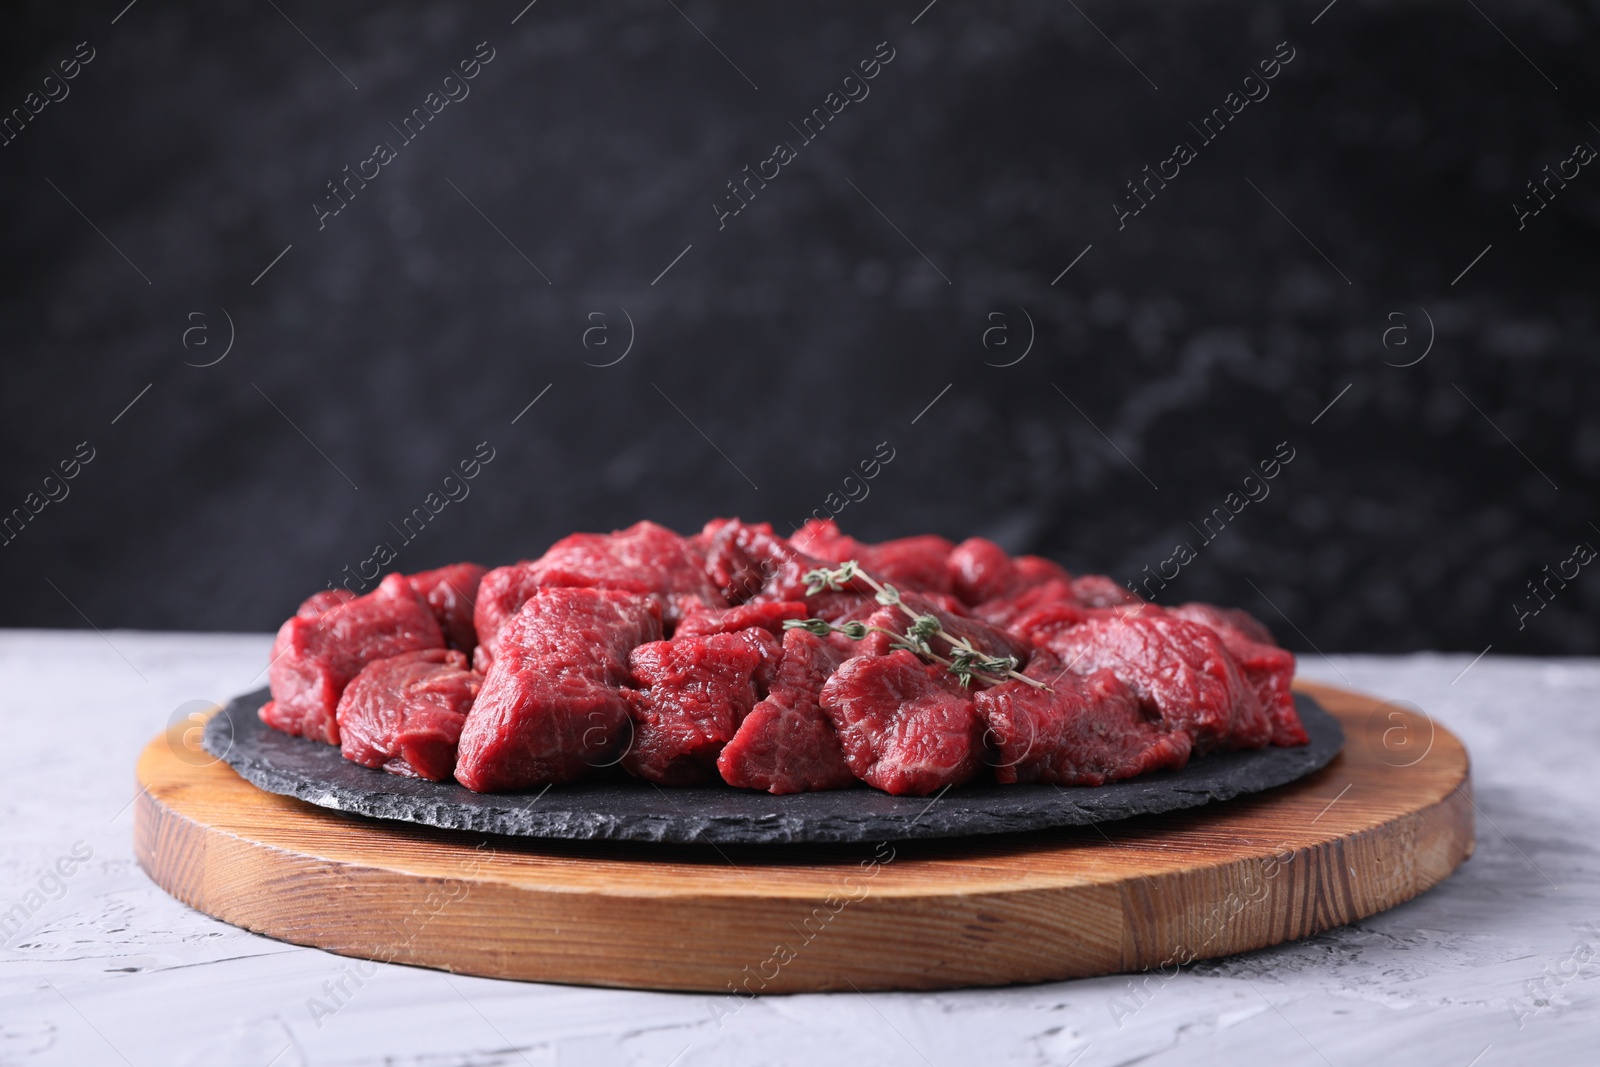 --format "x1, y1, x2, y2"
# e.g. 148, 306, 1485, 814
1005, 603, 1088, 648
819, 650, 986, 795
621, 631, 769, 784
735, 625, 785, 692
913, 590, 973, 617
1015, 589, 1155, 642
1171, 603, 1307, 746
473, 523, 718, 671
808, 595, 883, 658
471, 561, 542, 672
976, 575, 1140, 643
1041, 612, 1272, 751
296, 588, 357, 619
948, 537, 1017, 606
974, 649, 1191, 785
407, 563, 487, 652
719, 702, 857, 794
787, 517, 860, 562
527, 521, 720, 603
854, 593, 1032, 669
791, 519, 955, 596
455, 588, 662, 791
700, 519, 772, 602
802, 589, 875, 624
336, 649, 482, 781
769, 627, 850, 707
719, 630, 856, 793
866, 535, 956, 596
853, 605, 932, 659
701, 519, 822, 603
674, 599, 810, 639
262, 573, 446, 745
1013, 555, 1072, 587
1071, 575, 1142, 608
1171, 602, 1274, 645
936, 605, 1032, 667
971, 578, 1078, 630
